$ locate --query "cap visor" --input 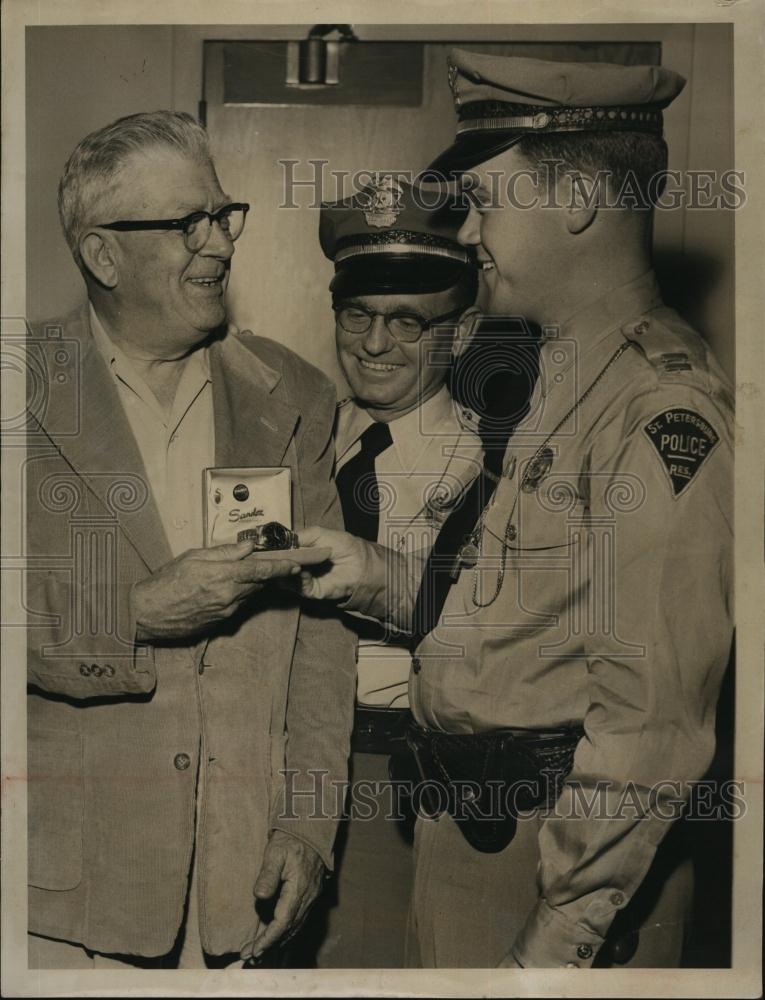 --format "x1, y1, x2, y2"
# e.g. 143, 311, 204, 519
424, 132, 526, 177
330, 257, 472, 298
